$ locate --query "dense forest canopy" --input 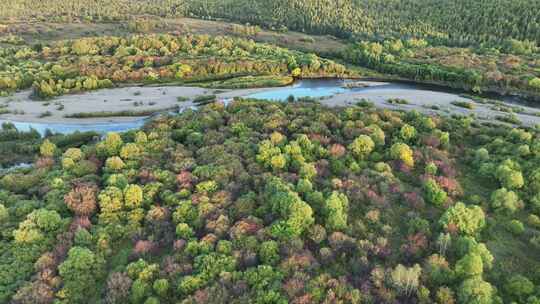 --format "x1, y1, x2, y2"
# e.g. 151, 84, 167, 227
0, 33, 346, 98
2, 100, 540, 303
361, 0, 540, 46
0, 0, 188, 21
190, 0, 540, 47
4, 0, 539, 47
